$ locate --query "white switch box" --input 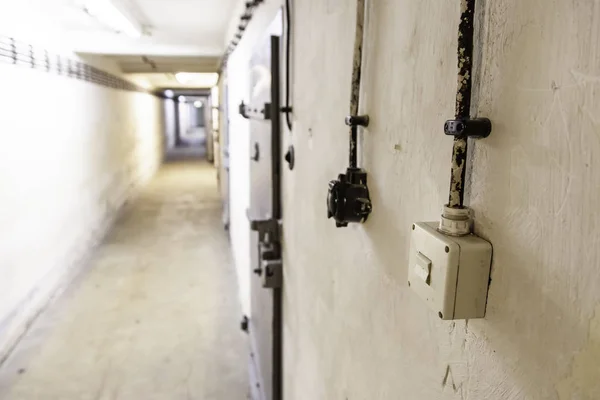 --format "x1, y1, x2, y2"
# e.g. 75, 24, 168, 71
408, 222, 492, 320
